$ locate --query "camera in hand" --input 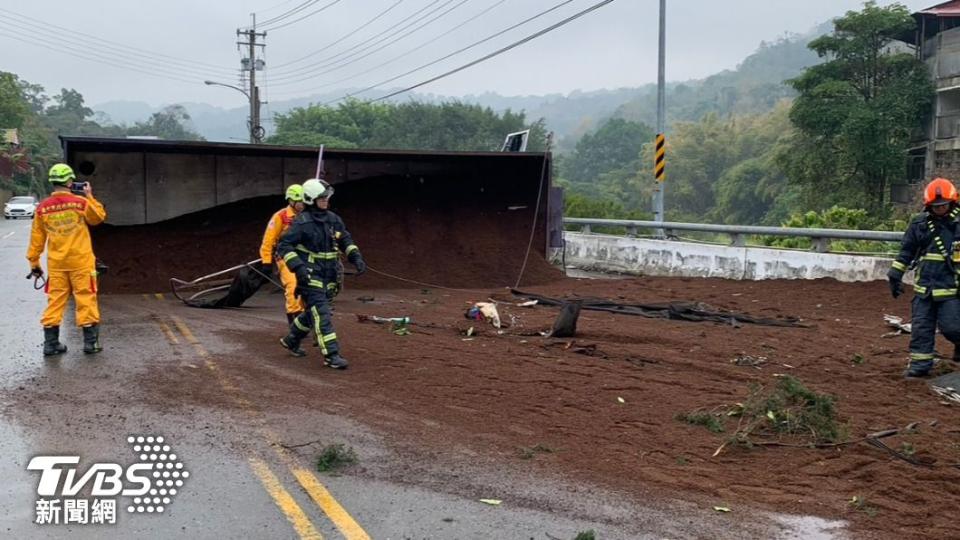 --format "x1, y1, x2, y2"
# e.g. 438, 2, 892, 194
69, 181, 88, 195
